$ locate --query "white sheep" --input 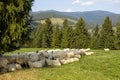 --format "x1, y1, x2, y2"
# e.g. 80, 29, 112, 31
66, 52, 75, 58
63, 48, 70, 51
46, 59, 61, 67
104, 48, 110, 51
85, 52, 94, 55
